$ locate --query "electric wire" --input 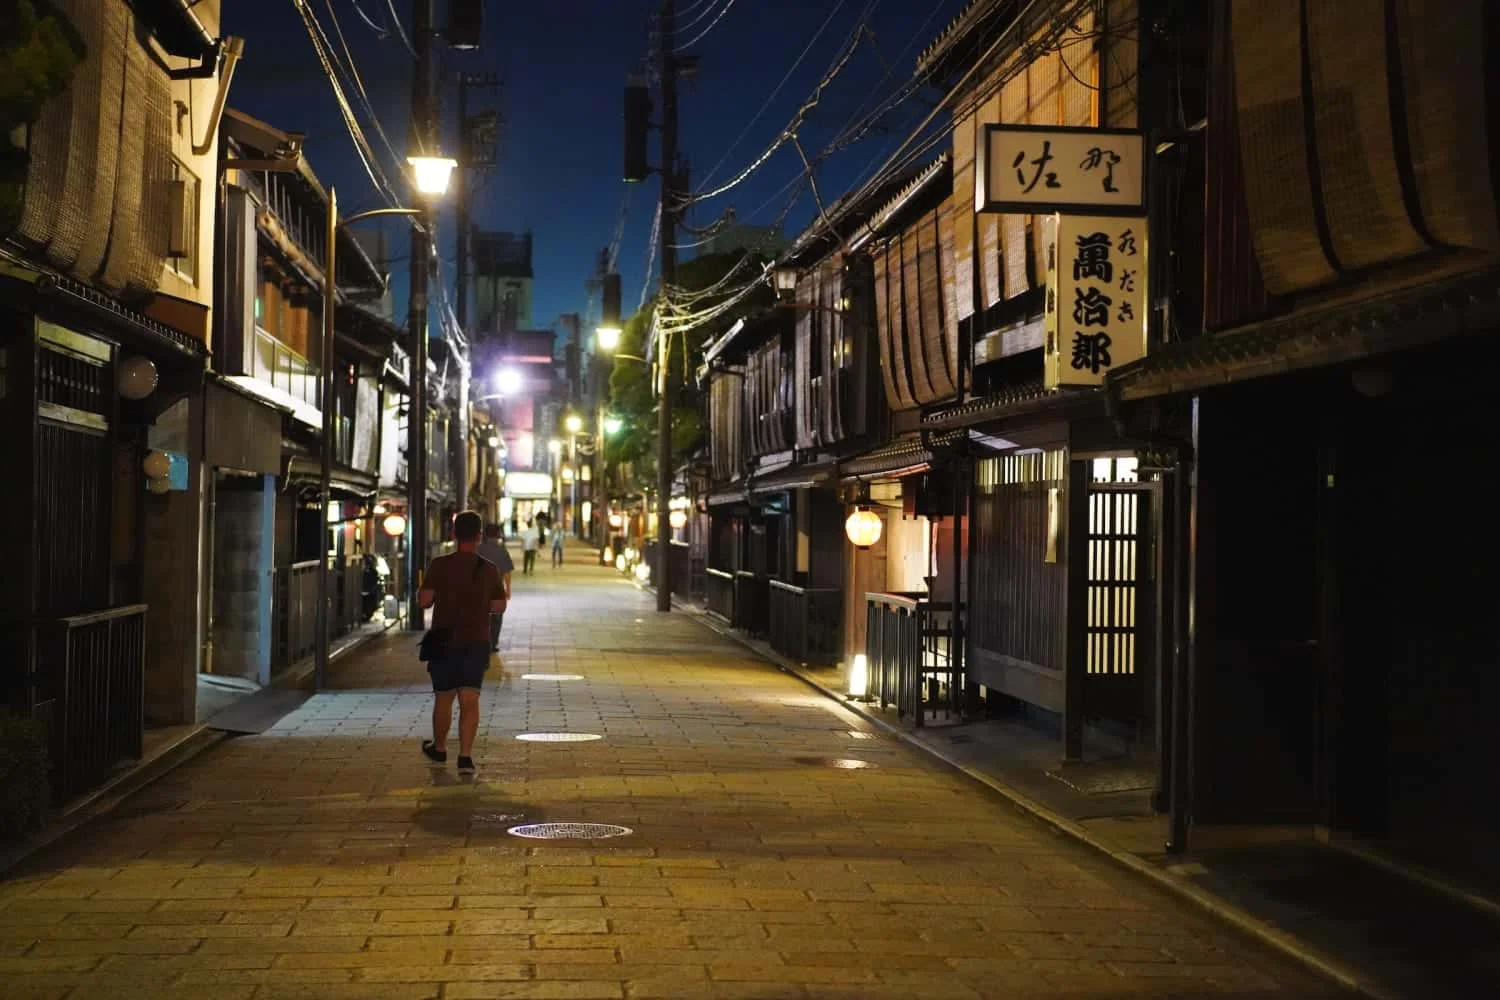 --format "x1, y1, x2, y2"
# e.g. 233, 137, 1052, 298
675, 0, 737, 42
695, 0, 848, 189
